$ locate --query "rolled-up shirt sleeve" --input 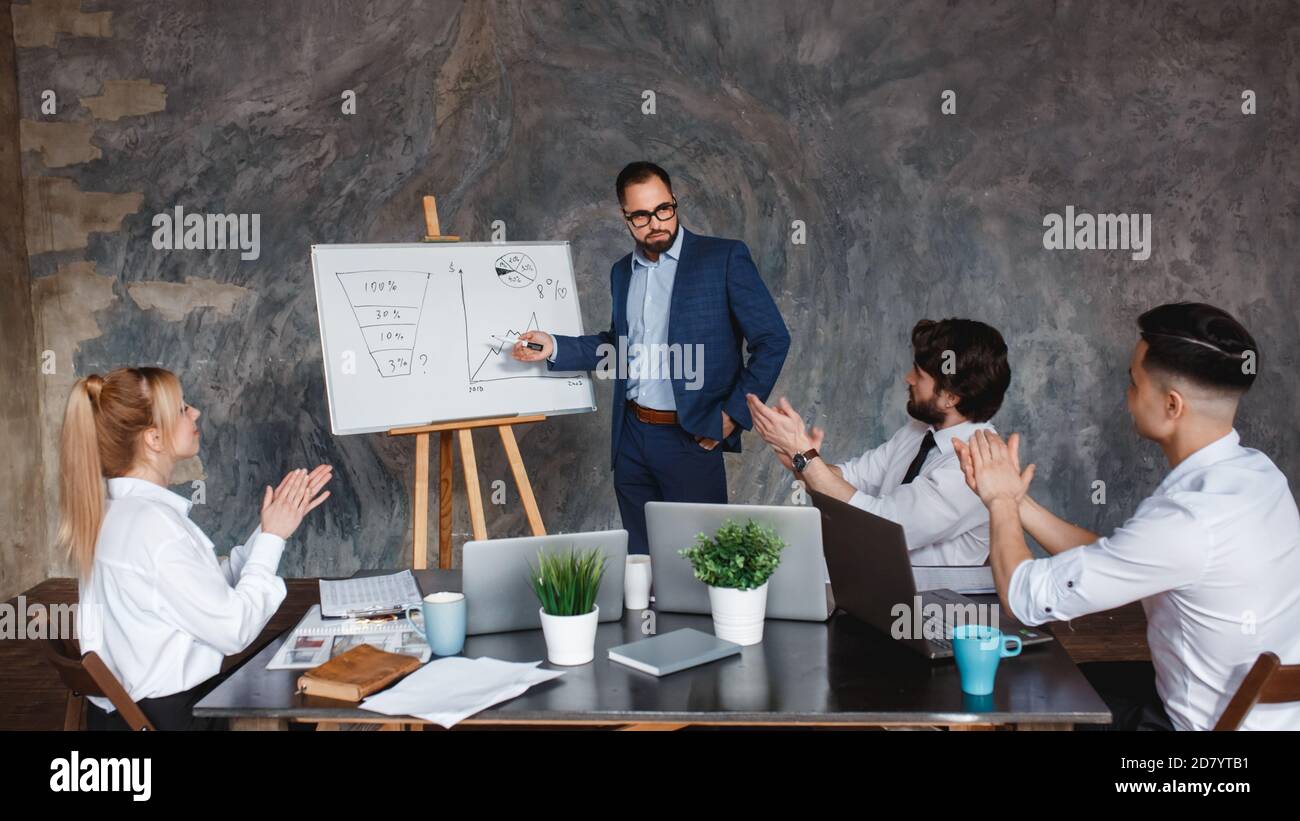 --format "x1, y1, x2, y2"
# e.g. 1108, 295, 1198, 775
1007, 494, 1211, 626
